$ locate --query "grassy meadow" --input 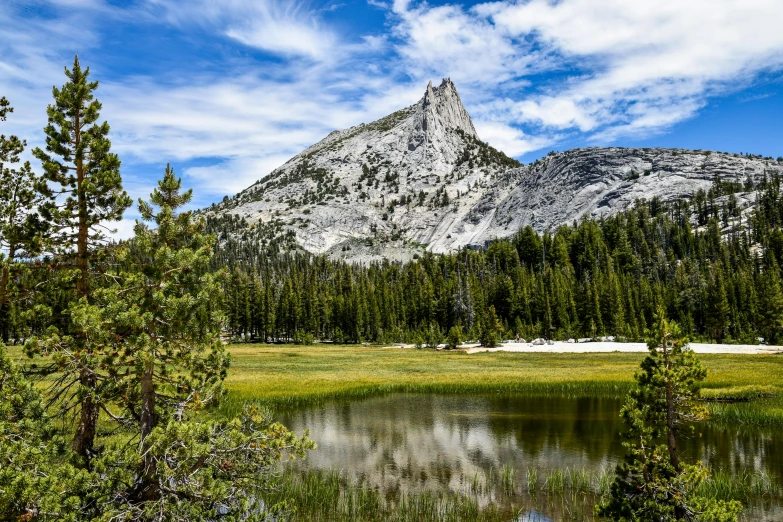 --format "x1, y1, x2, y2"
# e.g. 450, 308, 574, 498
221, 343, 783, 426
223, 344, 782, 521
